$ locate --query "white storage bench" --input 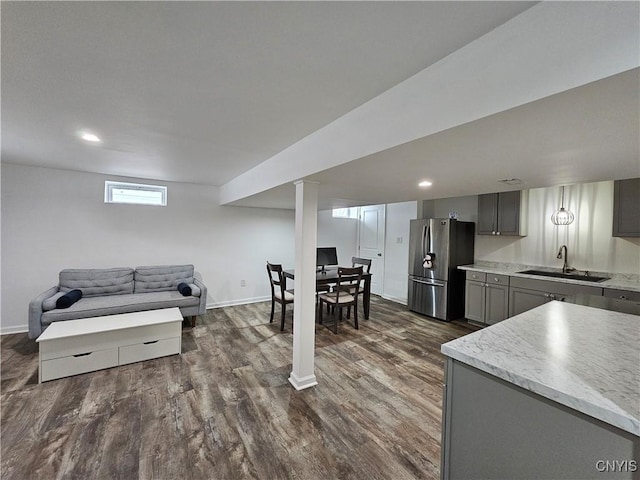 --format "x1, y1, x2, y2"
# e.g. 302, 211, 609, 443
36, 308, 182, 383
